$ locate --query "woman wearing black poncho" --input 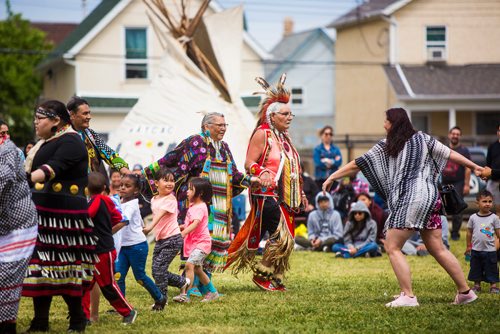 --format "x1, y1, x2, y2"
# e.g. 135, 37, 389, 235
23, 100, 97, 332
